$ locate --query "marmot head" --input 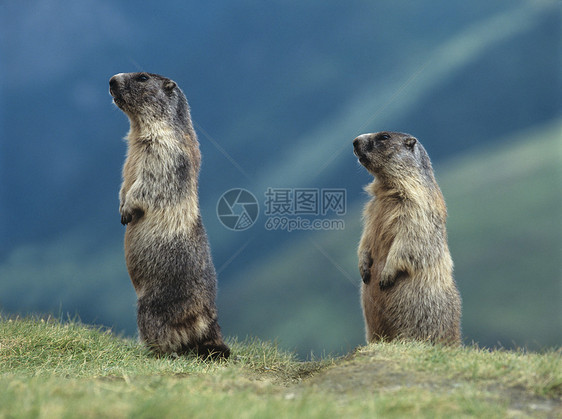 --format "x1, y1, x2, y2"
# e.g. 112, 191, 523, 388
353, 131, 433, 180
109, 72, 189, 127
